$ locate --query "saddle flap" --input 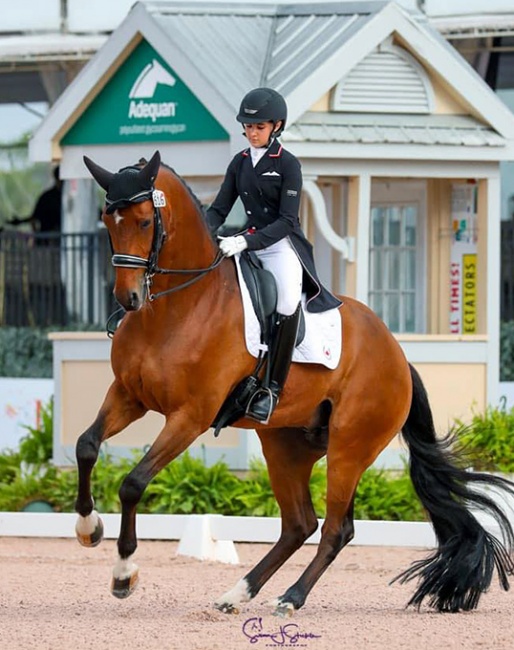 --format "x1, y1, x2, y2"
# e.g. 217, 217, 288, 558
239, 251, 277, 340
